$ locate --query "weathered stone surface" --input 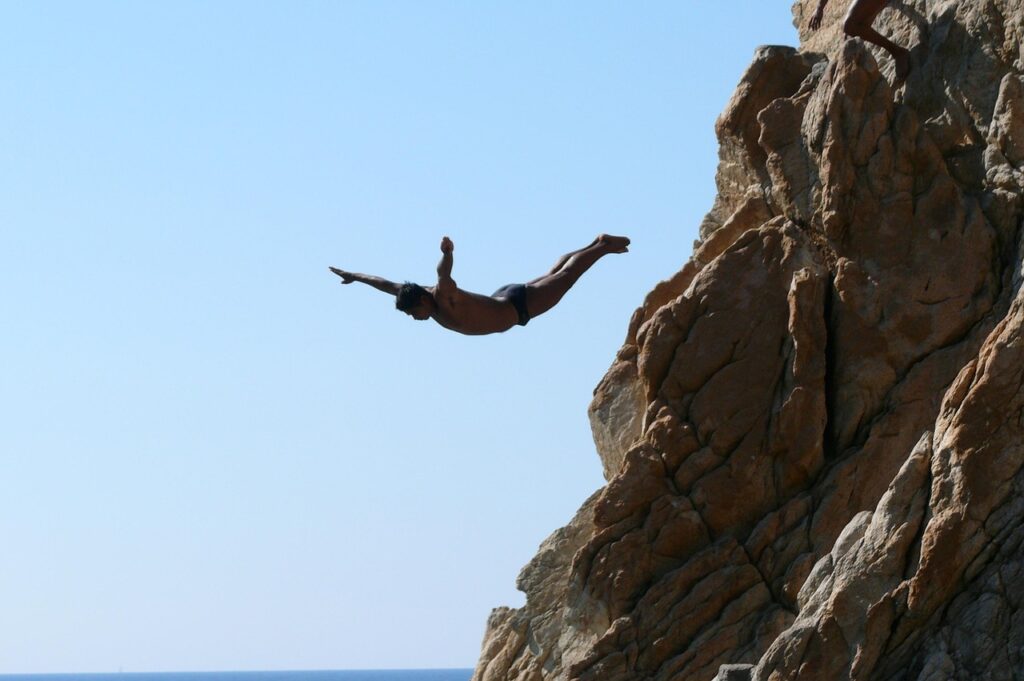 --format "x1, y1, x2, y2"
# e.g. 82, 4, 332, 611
473, 493, 601, 681
715, 664, 755, 681
475, 1, 1024, 680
